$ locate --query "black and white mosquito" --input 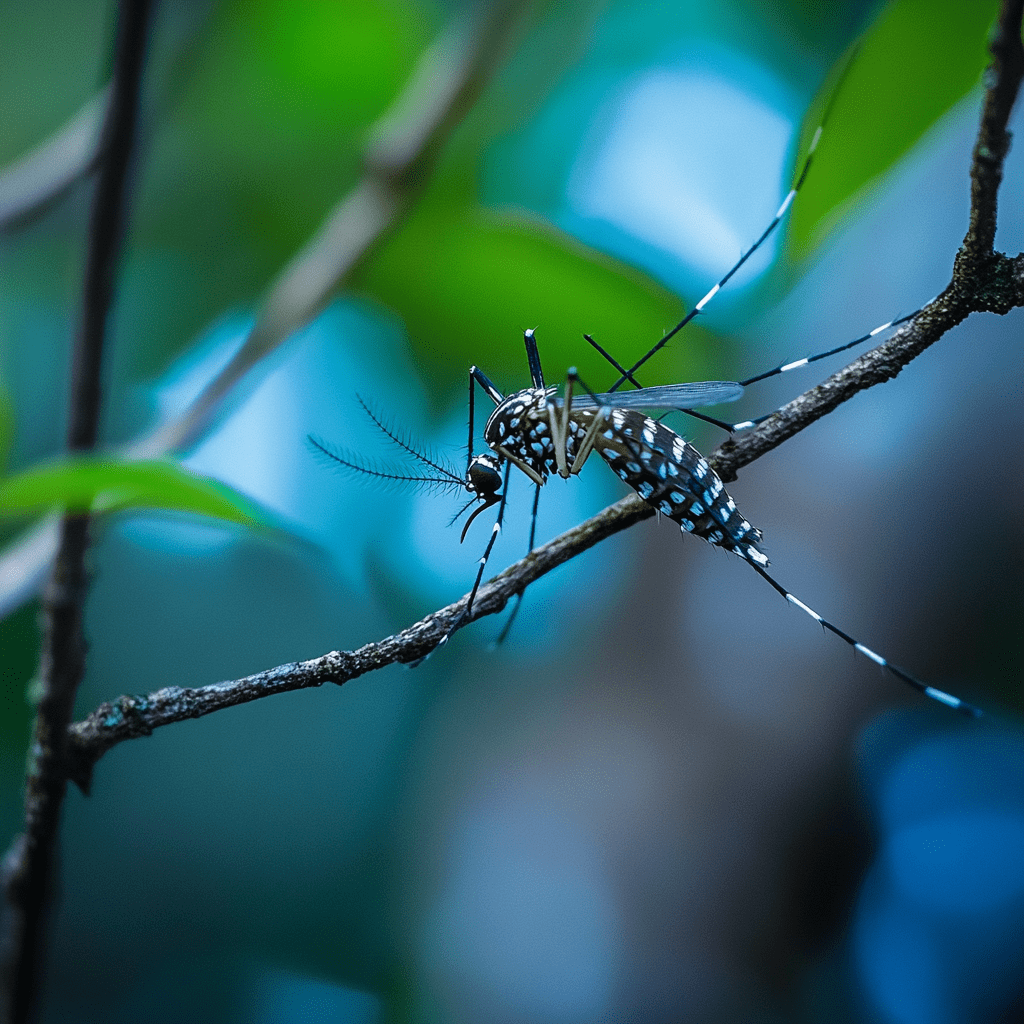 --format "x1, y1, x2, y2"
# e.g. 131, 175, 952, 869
310, 84, 981, 718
